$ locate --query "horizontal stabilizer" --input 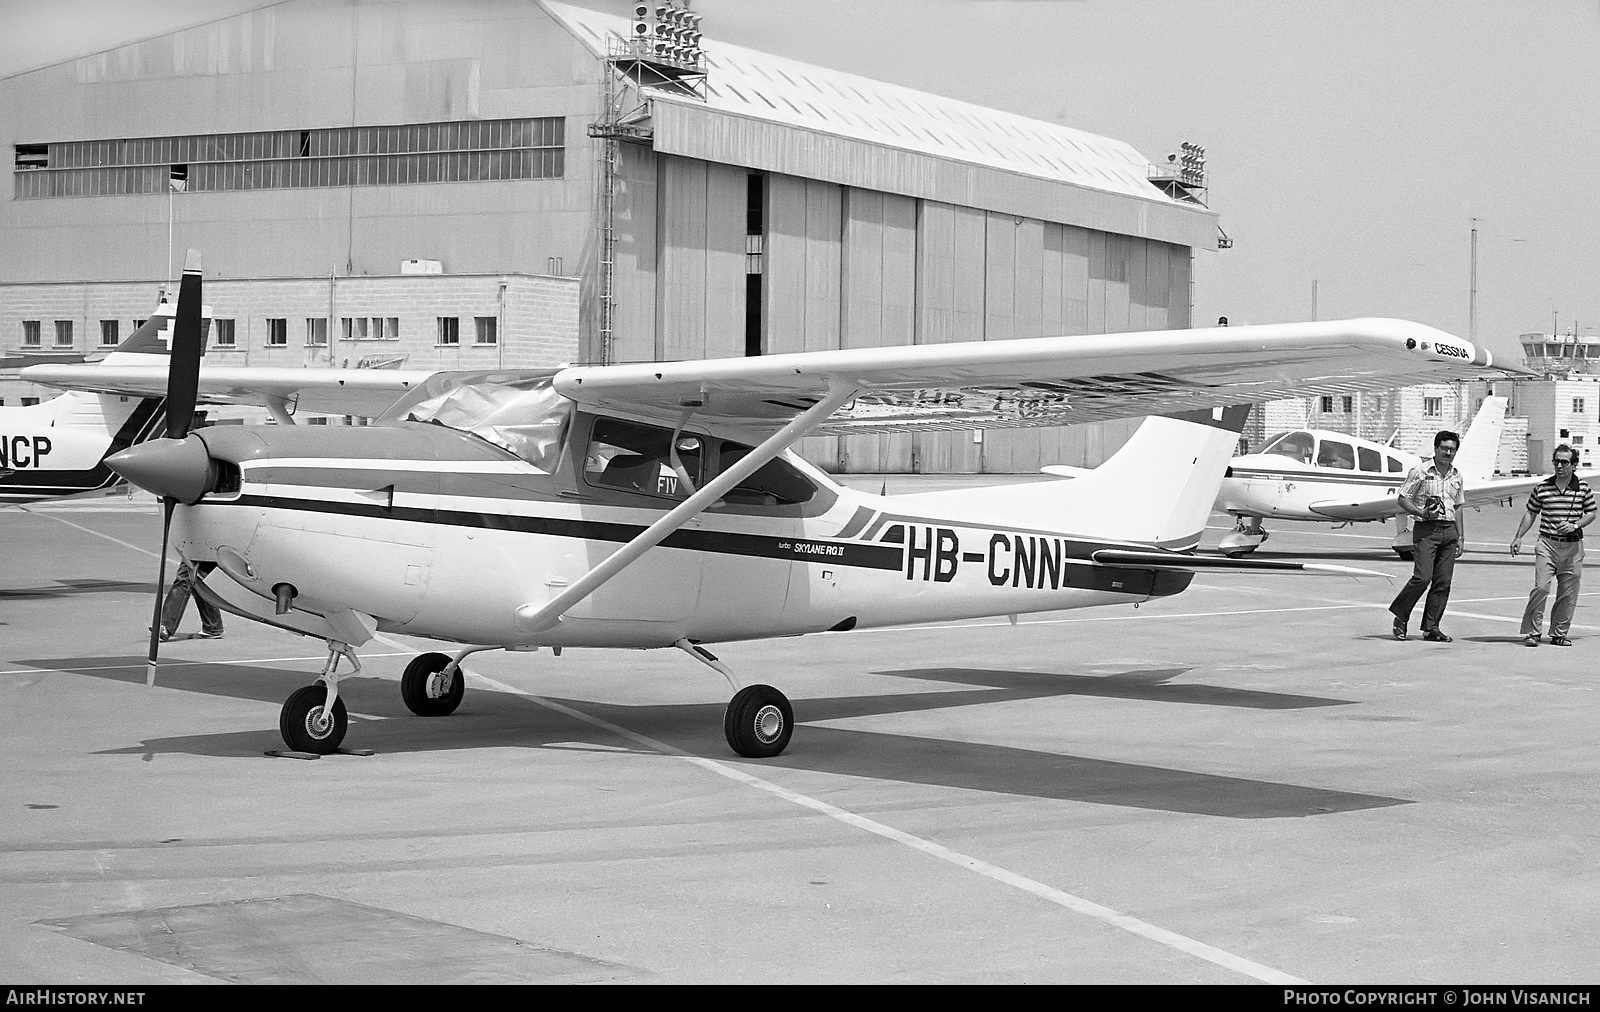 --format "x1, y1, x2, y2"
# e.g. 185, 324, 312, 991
1039, 464, 1092, 478
1091, 548, 1391, 579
